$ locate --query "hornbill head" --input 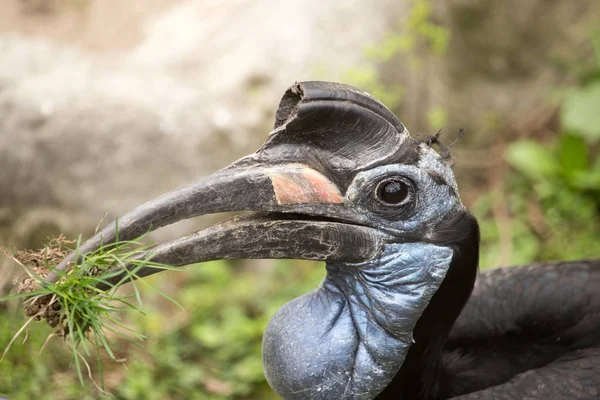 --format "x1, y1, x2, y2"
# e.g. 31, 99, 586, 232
49, 81, 479, 399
